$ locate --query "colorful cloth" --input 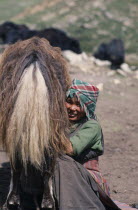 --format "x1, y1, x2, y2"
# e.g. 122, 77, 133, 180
83, 157, 100, 171
66, 79, 99, 119
84, 161, 136, 209
83, 159, 110, 196
113, 200, 136, 210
